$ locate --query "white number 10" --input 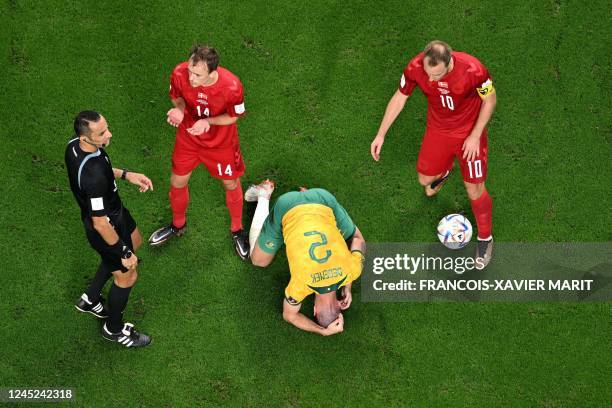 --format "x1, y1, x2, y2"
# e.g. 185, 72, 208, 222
467, 160, 482, 178
440, 95, 455, 111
